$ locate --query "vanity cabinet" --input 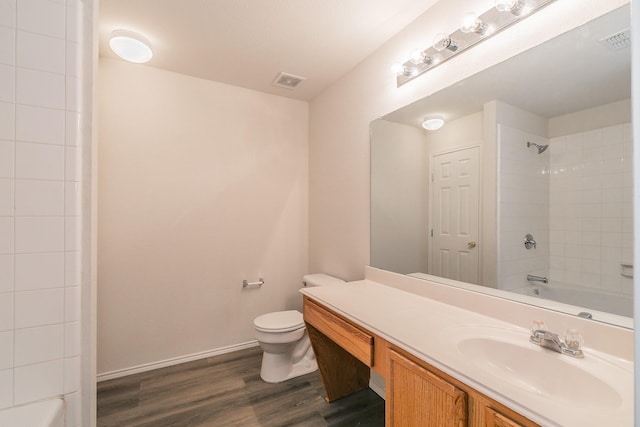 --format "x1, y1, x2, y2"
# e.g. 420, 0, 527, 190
387, 348, 466, 427
302, 297, 540, 427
